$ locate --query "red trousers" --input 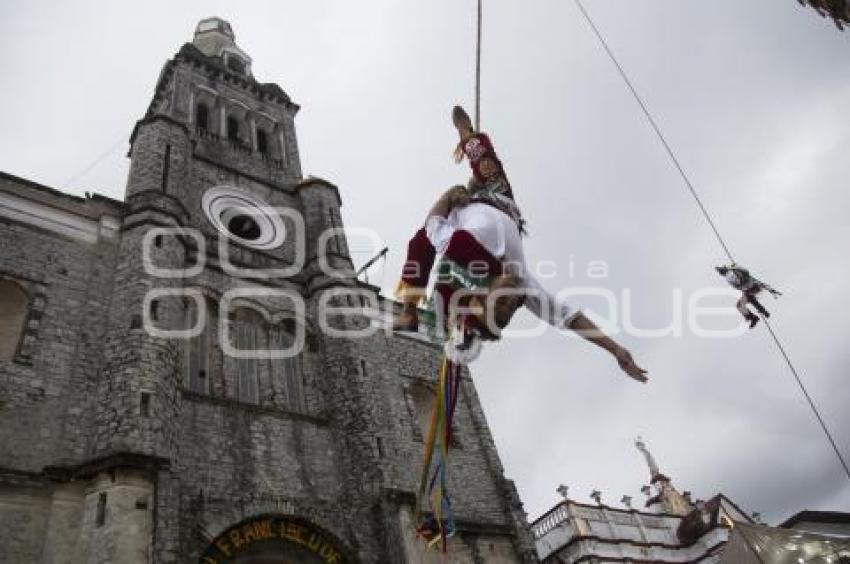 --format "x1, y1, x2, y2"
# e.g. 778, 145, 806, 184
396, 227, 502, 303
